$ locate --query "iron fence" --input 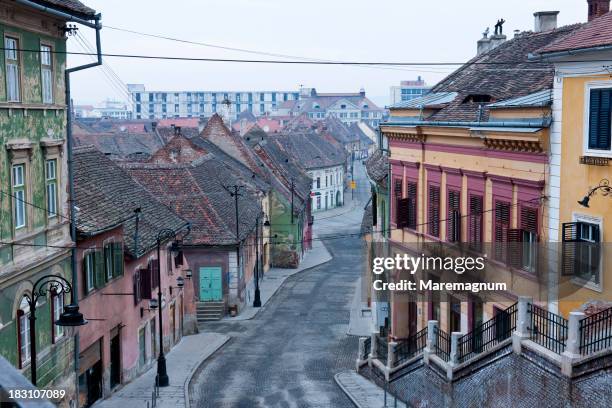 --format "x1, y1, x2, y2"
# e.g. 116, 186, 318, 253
376, 334, 388, 366
457, 302, 517, 364
362, 337, 372, 360
579, 307, 612, 355
529, 303, 568, 354
434, 326, 451, 362
394, 327, 427, 367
